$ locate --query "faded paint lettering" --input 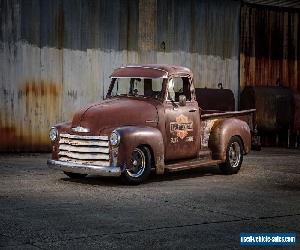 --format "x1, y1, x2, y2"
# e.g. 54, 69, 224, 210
170, 114, 193, 140
170, 137, 179, 144
185, 136, 194, 142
